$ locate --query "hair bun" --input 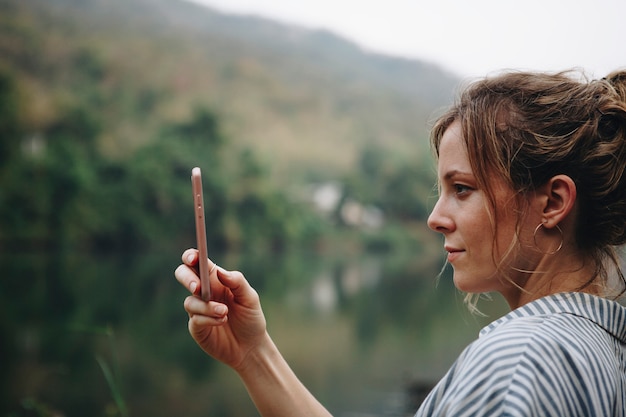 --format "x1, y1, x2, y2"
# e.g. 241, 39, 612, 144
604, 70, 626, 103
